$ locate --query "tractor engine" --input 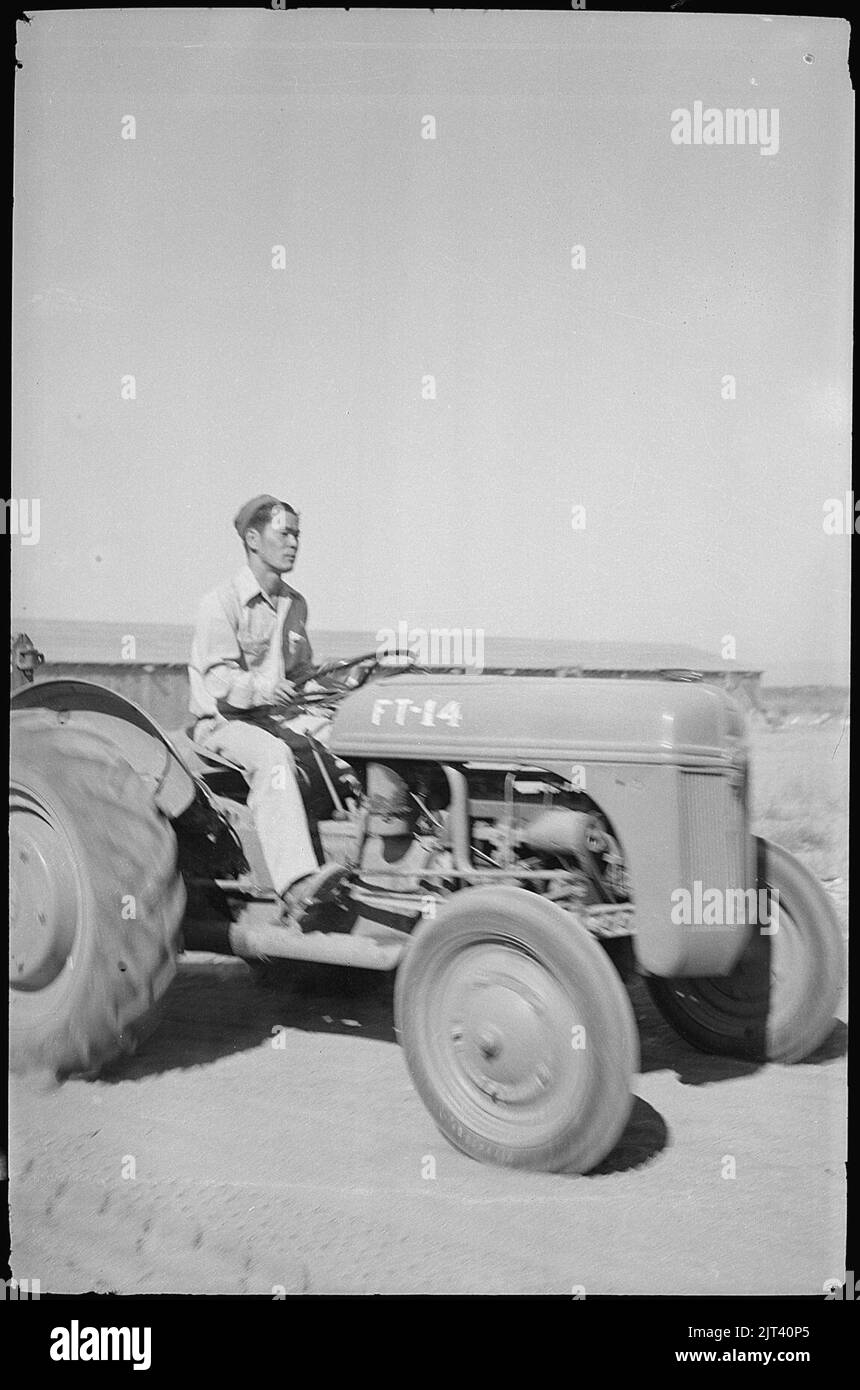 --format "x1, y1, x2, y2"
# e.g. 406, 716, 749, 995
460, 767, 629, 909
351, 762, 455, 894
319, 761, 630, 912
